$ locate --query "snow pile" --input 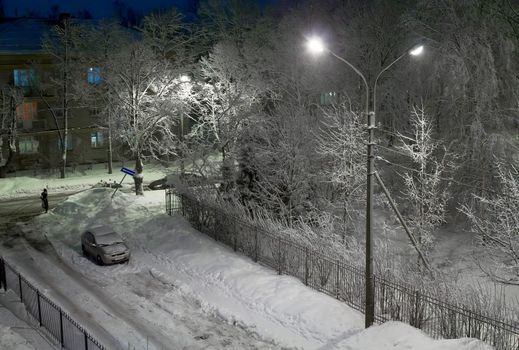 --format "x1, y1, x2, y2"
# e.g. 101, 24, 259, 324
5, 189, 493, 349
0, 326, 36, 350
335, 322, 492, 350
